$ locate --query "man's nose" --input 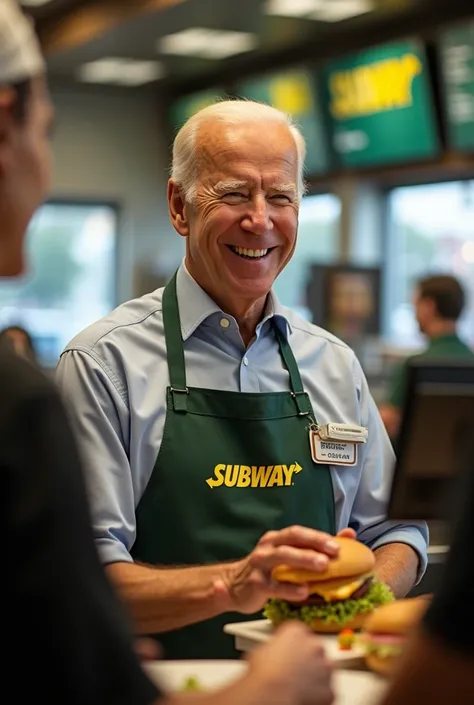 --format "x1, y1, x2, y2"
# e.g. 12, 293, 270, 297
240, 196, 273, 235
